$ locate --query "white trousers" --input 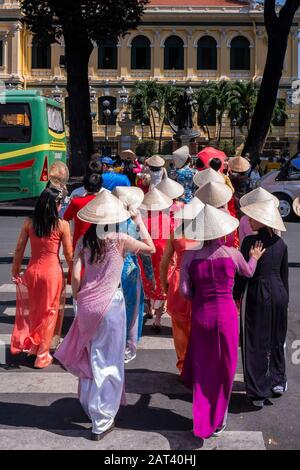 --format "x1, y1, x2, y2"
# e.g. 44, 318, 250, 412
79, 289, 126, 434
